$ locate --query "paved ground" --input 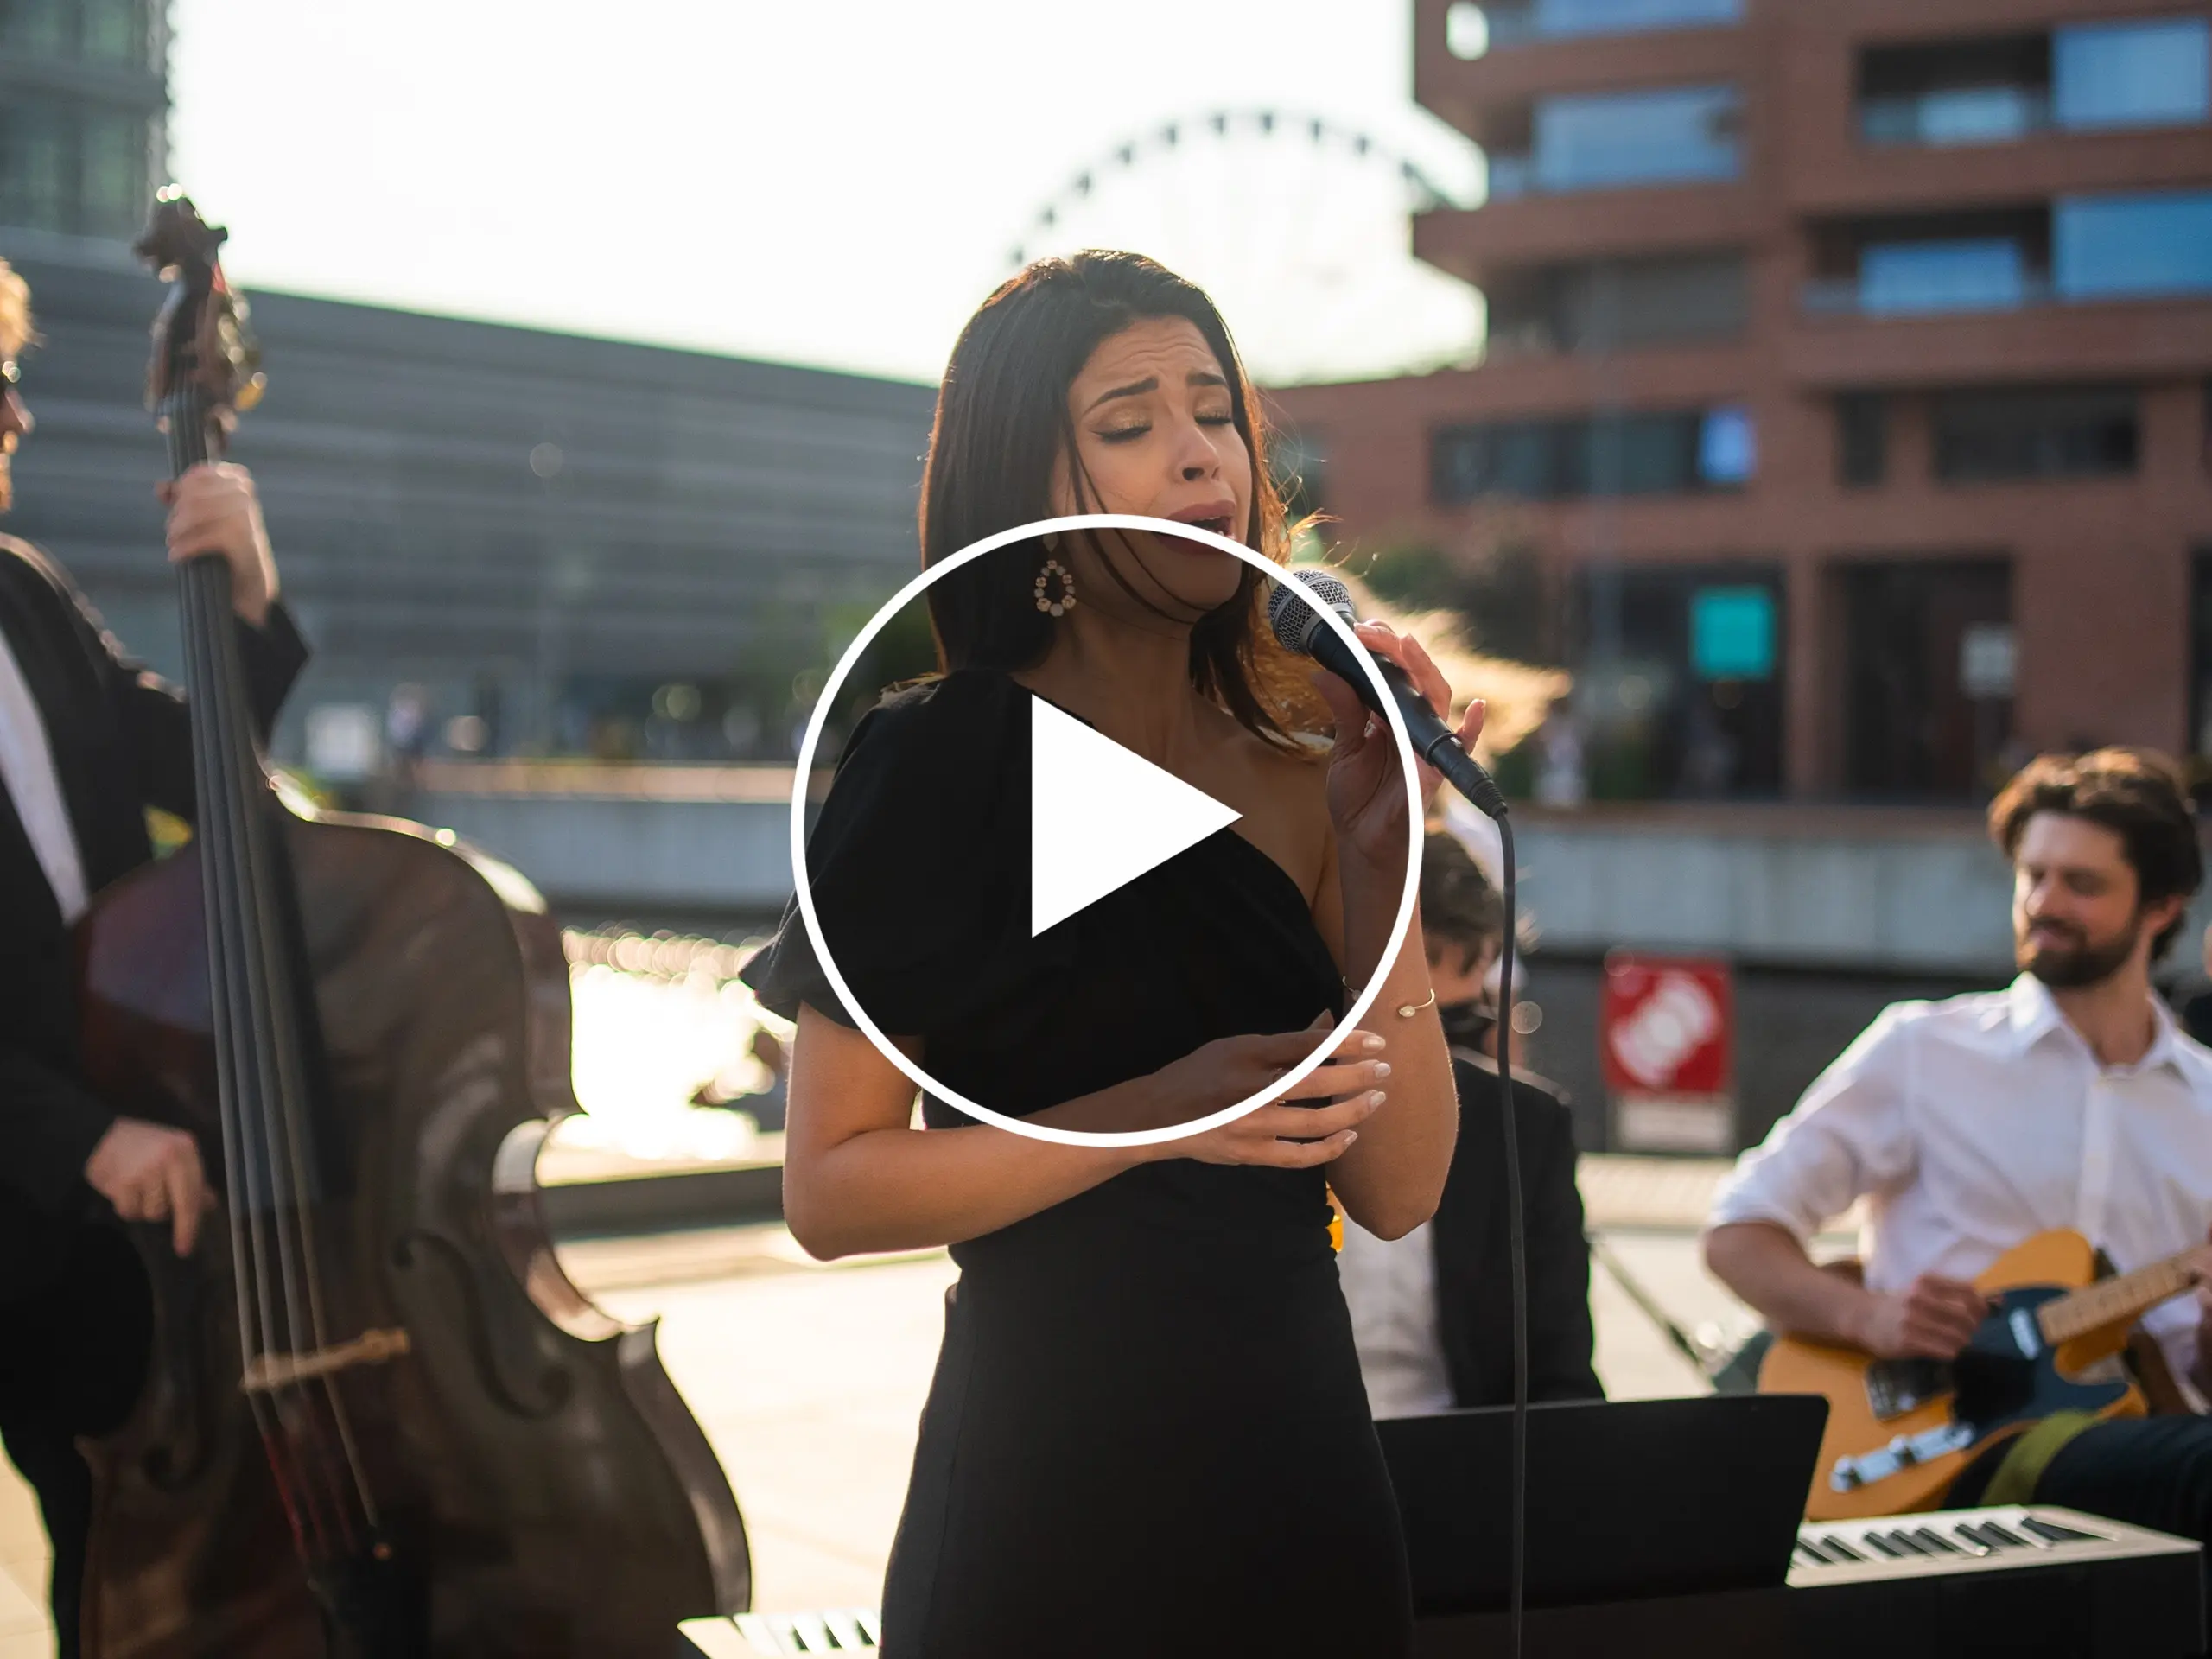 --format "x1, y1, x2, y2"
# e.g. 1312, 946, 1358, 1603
0, 1157, 1786, 1654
